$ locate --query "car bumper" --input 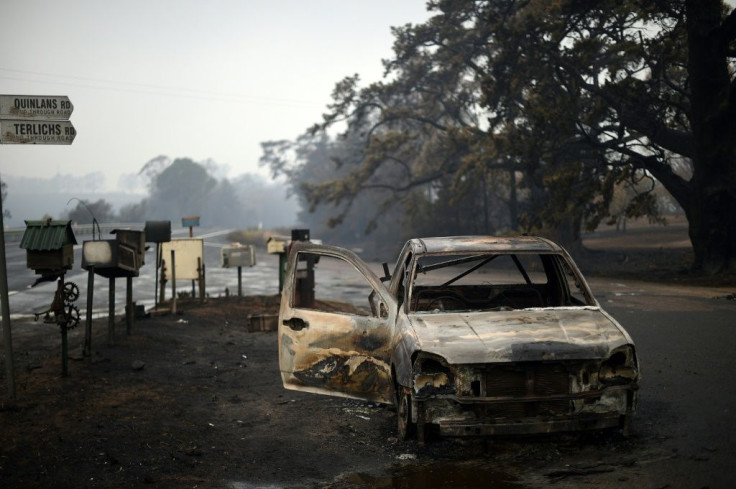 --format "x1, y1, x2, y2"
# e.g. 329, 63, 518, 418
438, 413, 625, 436
414, 386, 637, 437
